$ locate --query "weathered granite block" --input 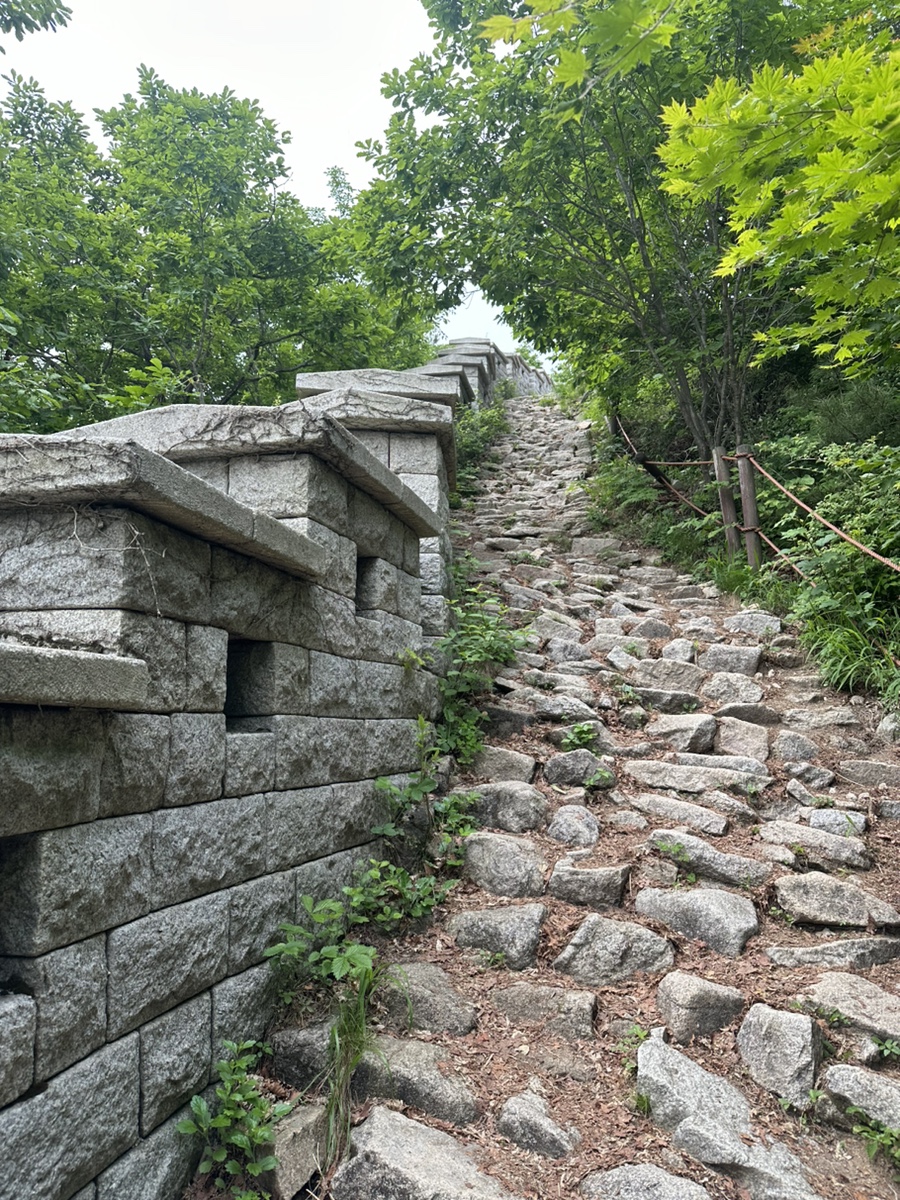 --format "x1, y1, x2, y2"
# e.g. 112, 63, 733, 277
96, 1105, 201, 1200
294, 845, 370, 908
0, 706, 105, 838
185, 624, 228, 711
364, 718, 421, 776
152, 793, 267, 907
225, 641, 311, 717
402, 527, 420, 577
281, 517, 357, 597
0, 815, 154, 955
228, 870, 295, 972
421, 594, 451, 636
107, 892, 230, 1038
228, 453, 349, 530
265, 783, 386, 873
268, 716, 369, 789
421, 552, 450, 596
223, 730, 276, 797
99, 713, 170, 817
0, 505, 211, 623
0, 993, 35, 1108
354, 430, 390, 464
355, 612, 424, 665
0, 1036, 139, 1200
355, 661, 412, 719
347, 488, 405, 567
396, 570, 422, 622
212, 963, 276, 1049
0, 608, 187, 711
308, 651, 359, 716
305, 584, 359, 657
209, 547, 309, 643
355, 558, 399, 612
181, 455, 229, 490
389, 433, 443, 475
164, 712, 226, 806
397, 473, 447, 518
140, 993, 212, 1135
0, 935, 106, 1080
